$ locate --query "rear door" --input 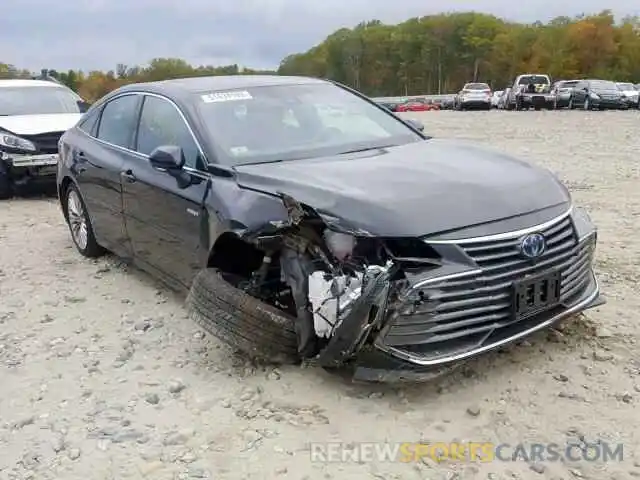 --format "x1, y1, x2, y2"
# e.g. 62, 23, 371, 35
72, 94, 142, 257
121, 94, 210, 288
